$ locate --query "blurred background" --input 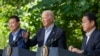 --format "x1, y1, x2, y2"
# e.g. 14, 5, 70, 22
0, 0, 100, 51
